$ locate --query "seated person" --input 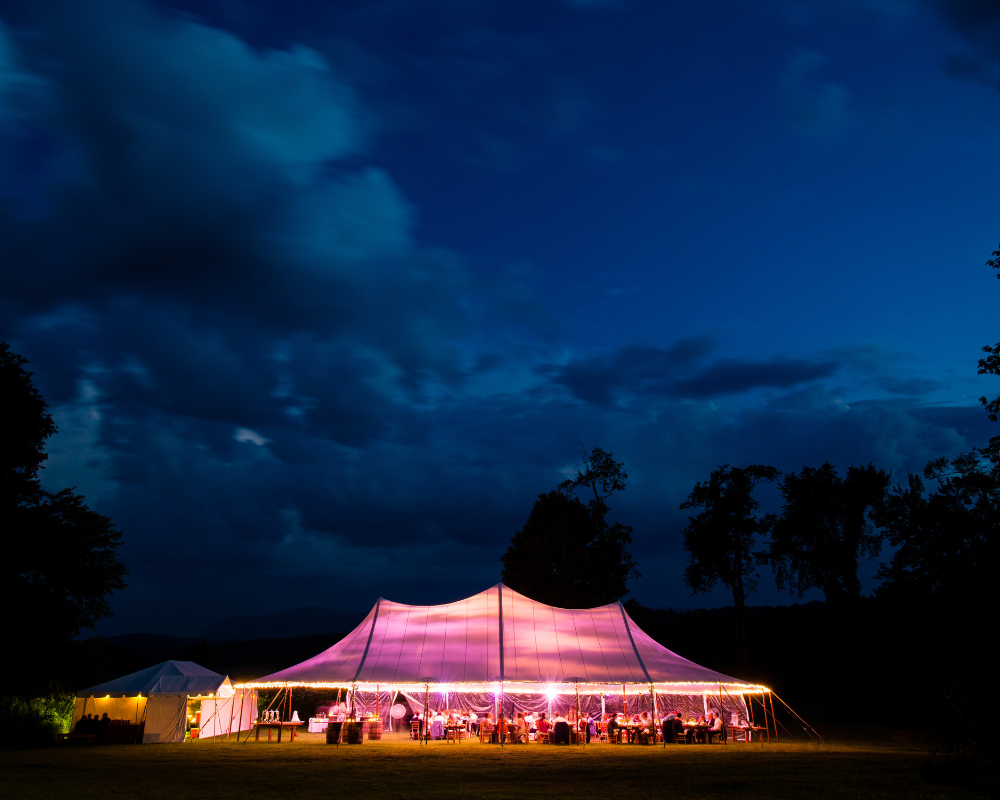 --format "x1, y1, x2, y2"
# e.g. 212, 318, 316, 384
640, 712, 656, 743
537, 714, 550, 735
550, 713, 570, 745
708, 712, 725, 742
514, 713, 528, 742
606, 714, 619, 740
